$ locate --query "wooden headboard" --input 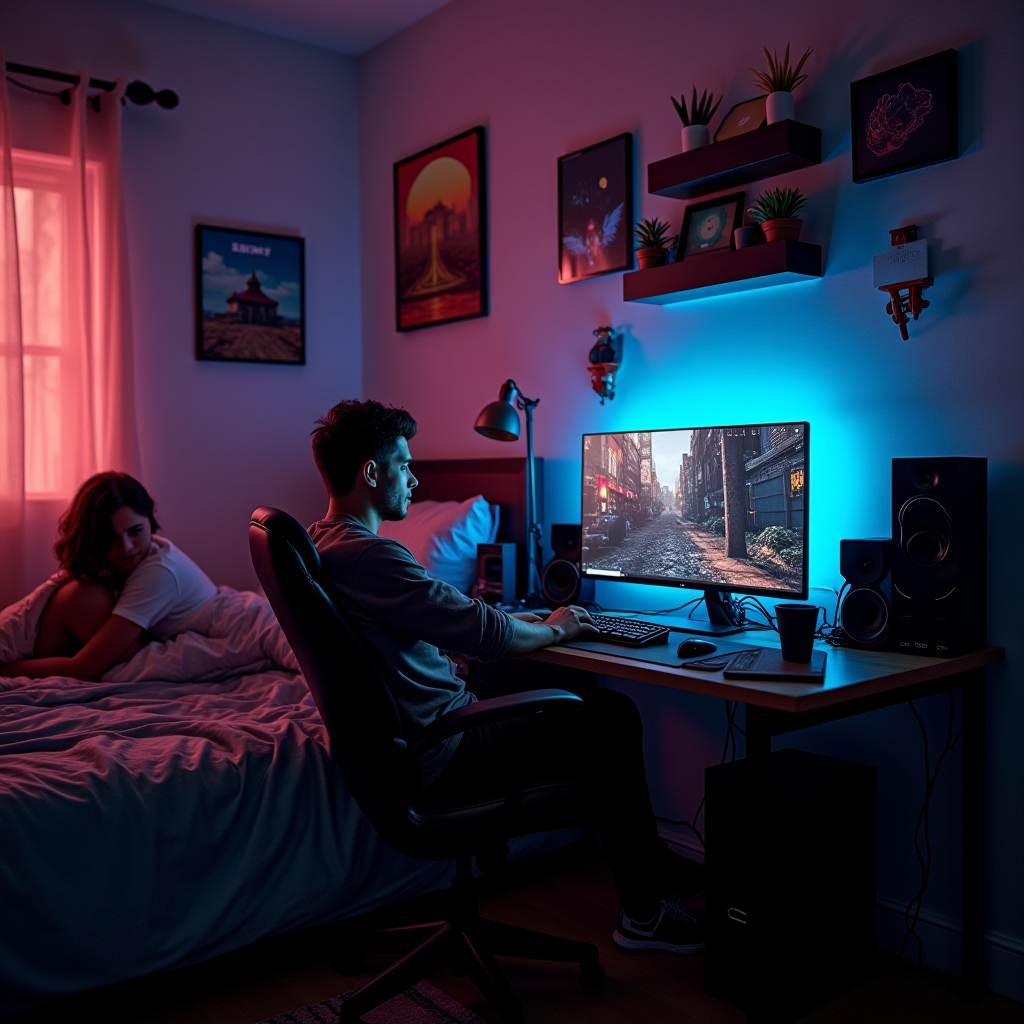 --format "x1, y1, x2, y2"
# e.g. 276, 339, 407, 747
411, 457, 543, 598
